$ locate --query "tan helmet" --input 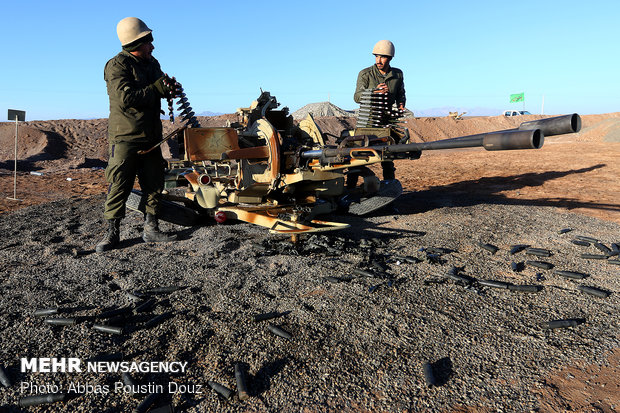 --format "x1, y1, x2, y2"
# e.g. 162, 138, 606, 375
116, 17, 152, 46
372, 40, 395, 57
